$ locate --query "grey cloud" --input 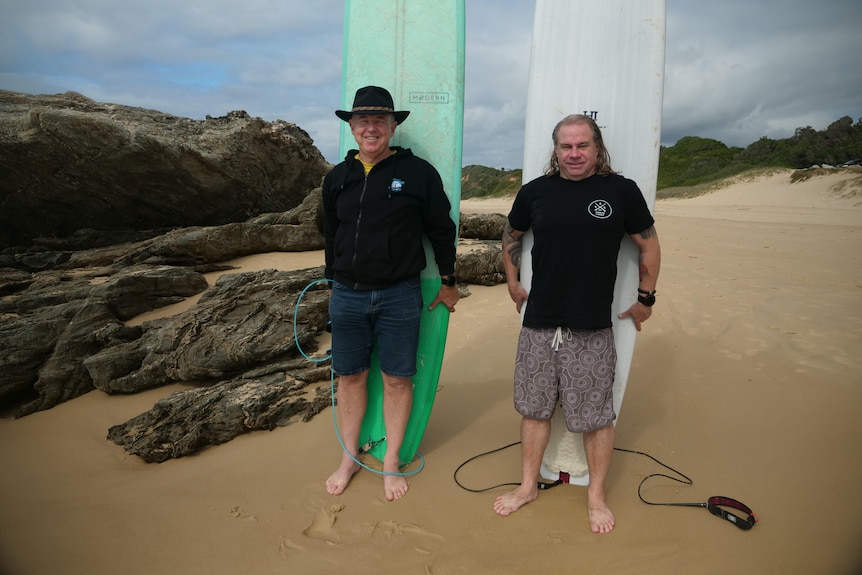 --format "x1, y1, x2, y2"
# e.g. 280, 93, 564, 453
1, 0, 859, 168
